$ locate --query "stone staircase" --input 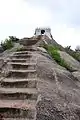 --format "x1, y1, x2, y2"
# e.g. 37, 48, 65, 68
0, 47, 38, 119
